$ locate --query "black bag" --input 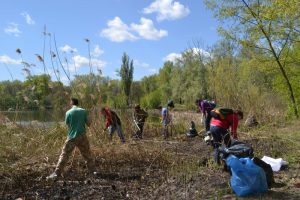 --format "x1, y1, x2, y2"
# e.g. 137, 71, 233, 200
252, 157, 275, 188
210, 108, 234, 120
219, 140, 254, 160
